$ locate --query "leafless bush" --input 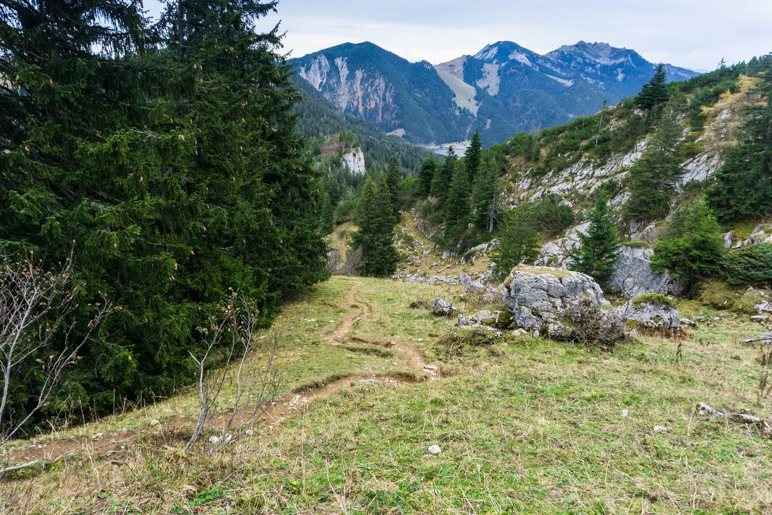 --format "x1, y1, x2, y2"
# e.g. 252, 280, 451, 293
0, 252, 111, 448
563, 298, 627, 347
185, 293, 280, 453
758, 345, 772, 405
